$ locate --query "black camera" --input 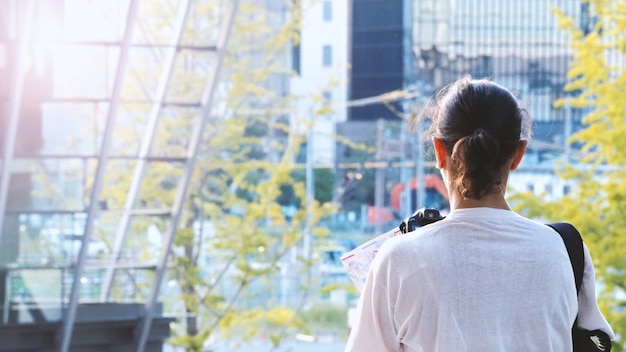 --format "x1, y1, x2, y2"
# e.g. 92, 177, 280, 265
399, 208, 445, 234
